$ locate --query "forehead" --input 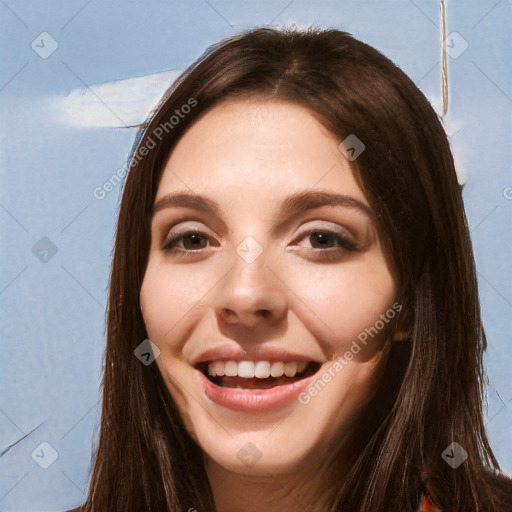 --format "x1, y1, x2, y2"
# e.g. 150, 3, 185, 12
168, 99, 336, 158
157, 99, 368, 207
